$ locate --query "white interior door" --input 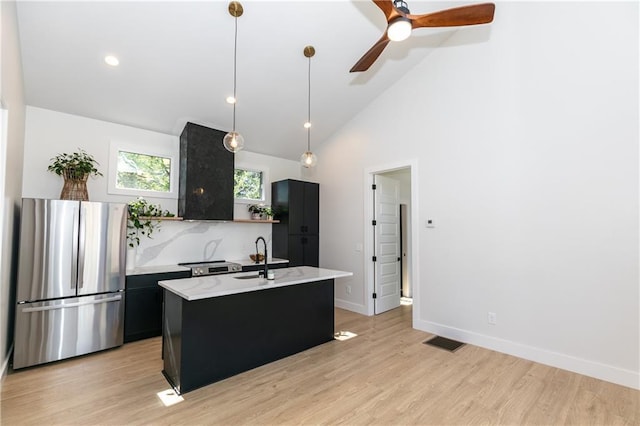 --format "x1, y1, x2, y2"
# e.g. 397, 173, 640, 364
373, 175, 401, 314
